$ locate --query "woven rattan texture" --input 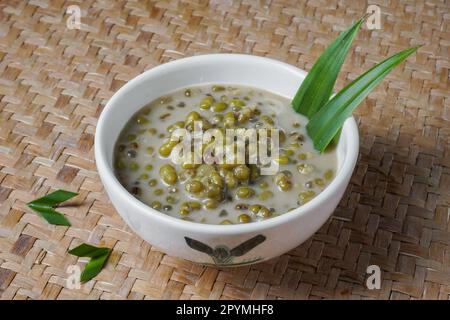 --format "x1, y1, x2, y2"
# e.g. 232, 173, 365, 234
0, 0, 449, 300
